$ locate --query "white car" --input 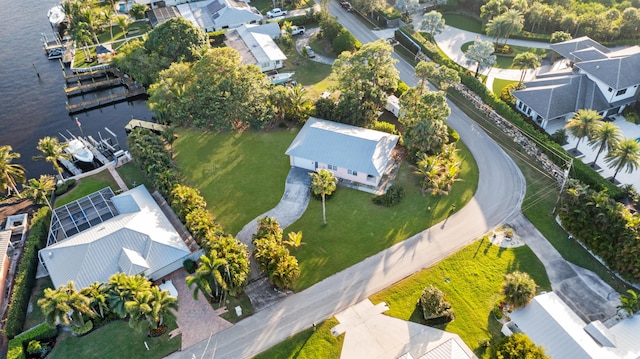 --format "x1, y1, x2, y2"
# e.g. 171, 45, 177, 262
290, 26, 305, 35
266, 8, 288, 18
